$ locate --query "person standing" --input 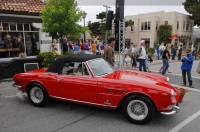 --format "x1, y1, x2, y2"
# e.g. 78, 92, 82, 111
131, 43, 137, 70
155, 44, 160, 60
159, 42, 165, 59
73, 43, 79, 54
138, 40, 147, 72
6, 37, 13, 57
62, 39, 68, 54
178, 43, 183, 60
145, 51, 151, 72
171, 44, 177, 60
181, 49, 194, 87
68, 43, 74, 53
103, 37, 115, 67
51, 39, 58, 53
18, 37, 25, 58
124, 46, 128, 65
91, 41, 97, 55
162, 44, 171, 75
84, 40, 90, 54
80, 41, 85, 51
